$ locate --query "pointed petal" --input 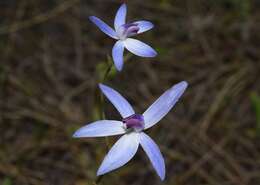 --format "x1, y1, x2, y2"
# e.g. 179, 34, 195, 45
73, 120, 125, 138
112, 41, 125, 71
143, 81, 188, 129
134, 20, 154, 34
97, 132, 140, 175
89, 16, 118, 39
114, 4, 127, 30
99, 84, 135, 118
140, 132, 165, 180
124, 38, 157, 57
